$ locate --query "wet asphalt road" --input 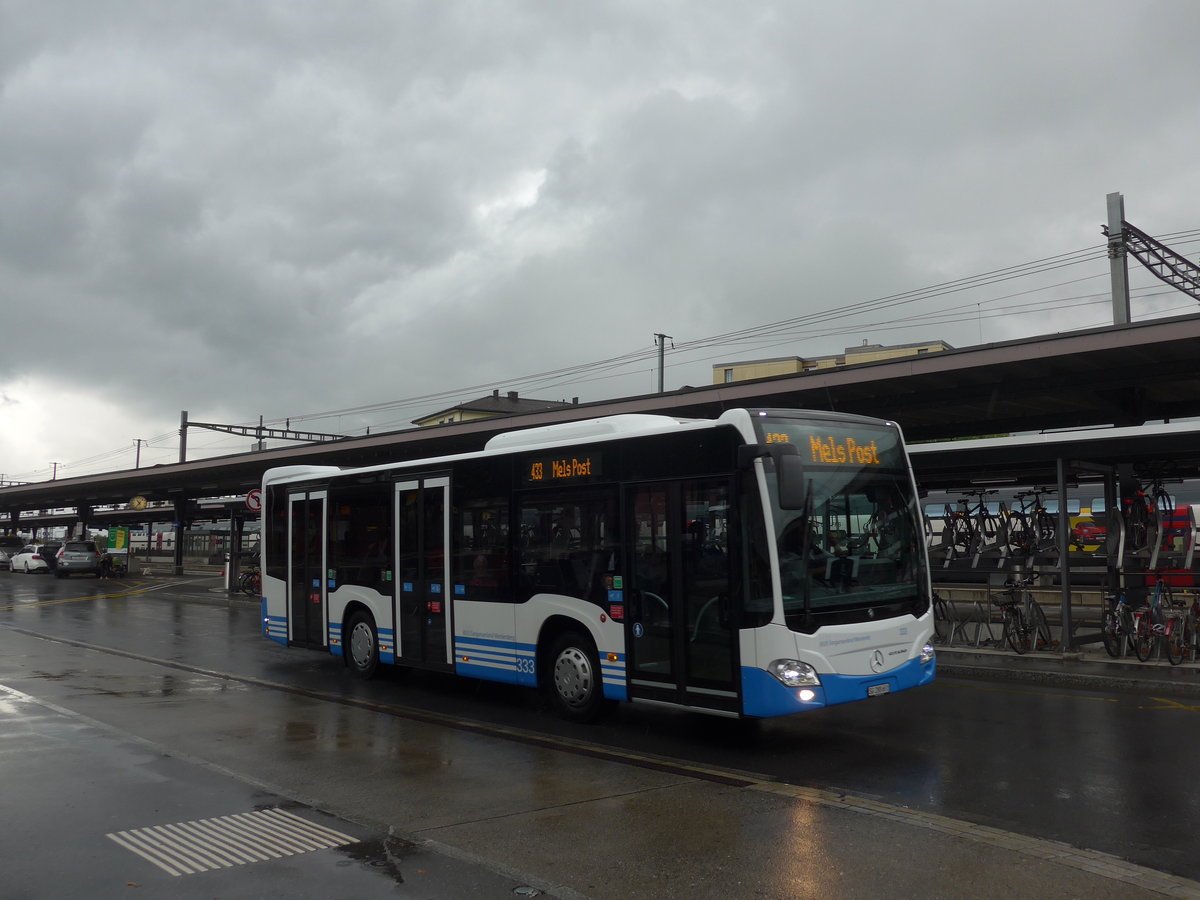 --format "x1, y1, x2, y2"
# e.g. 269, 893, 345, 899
2, 571, 1199, 898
